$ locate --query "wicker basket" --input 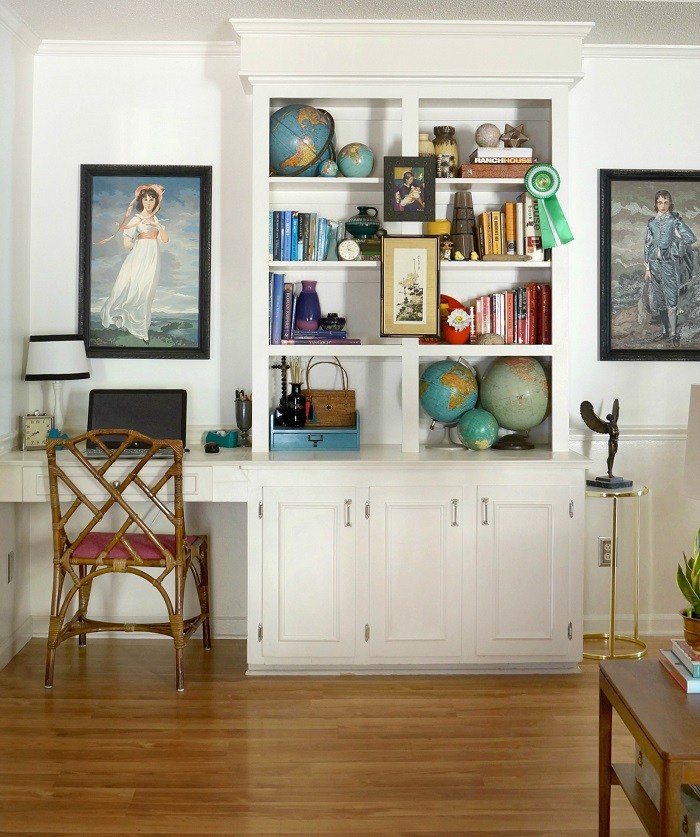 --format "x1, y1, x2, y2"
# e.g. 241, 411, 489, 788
302, 356, 356, 427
